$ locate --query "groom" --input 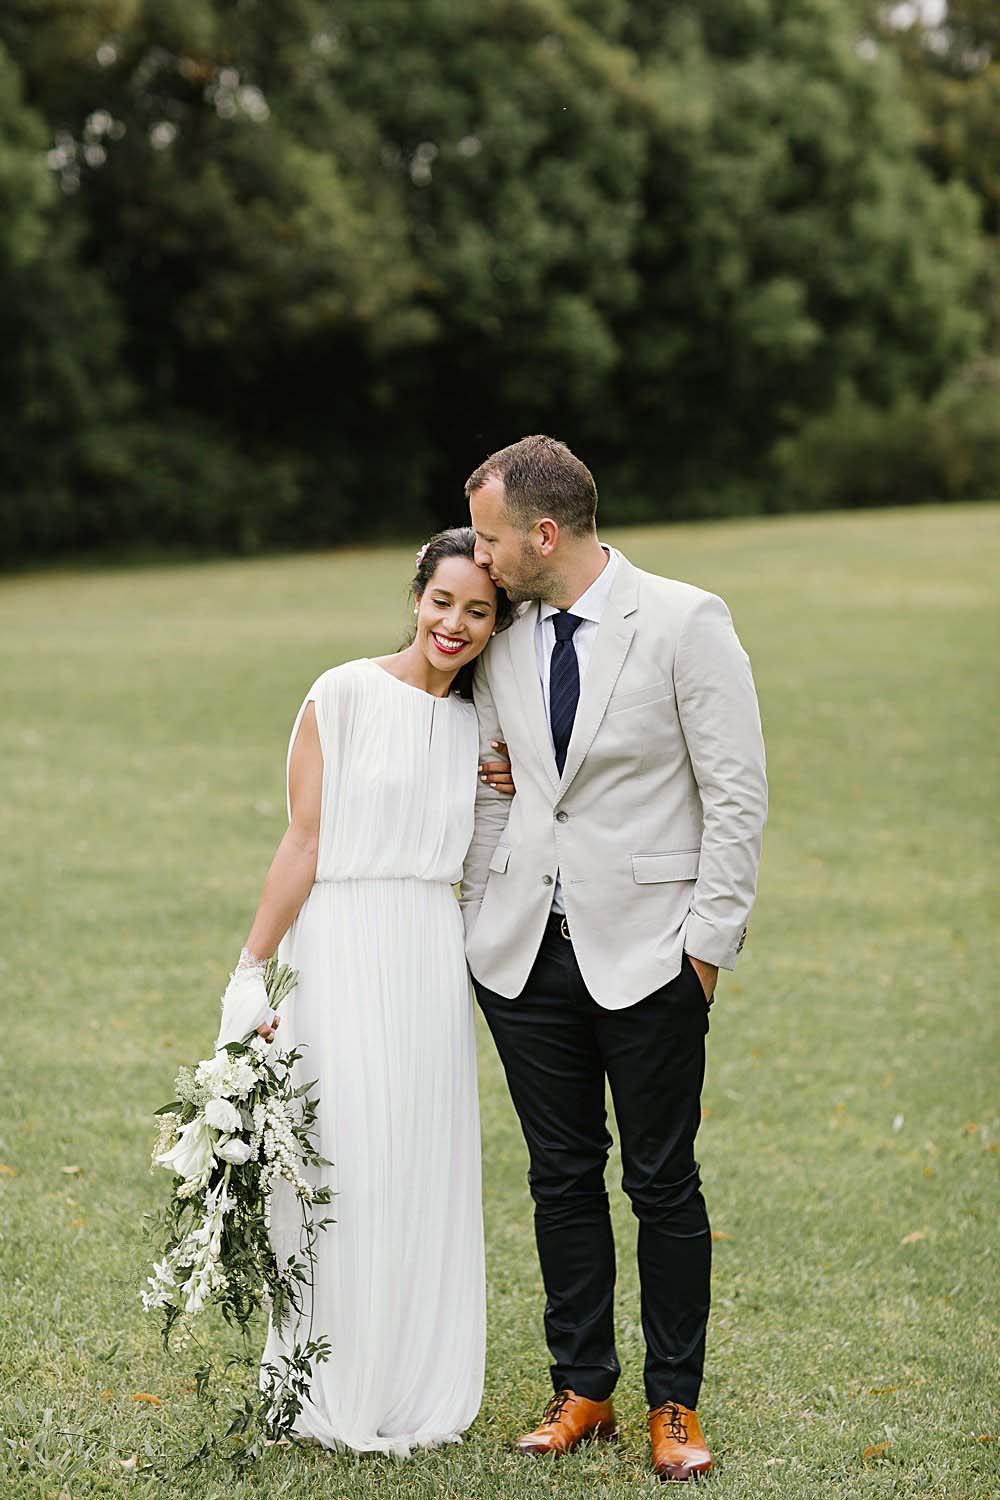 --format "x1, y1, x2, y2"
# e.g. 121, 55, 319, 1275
462, 436, 767, 1482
